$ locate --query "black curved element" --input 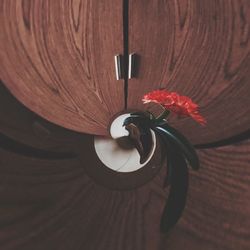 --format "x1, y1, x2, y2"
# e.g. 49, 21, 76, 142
163, 140, 173, 188
155, 123, 199, 170
123, 114, 154, 164
195, 129, 250, 149
159, 140, 188, 233
0, 133, 76, 159
124, 122, 152, 164
123, 114, 152, 128
123, 112, 195, 232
